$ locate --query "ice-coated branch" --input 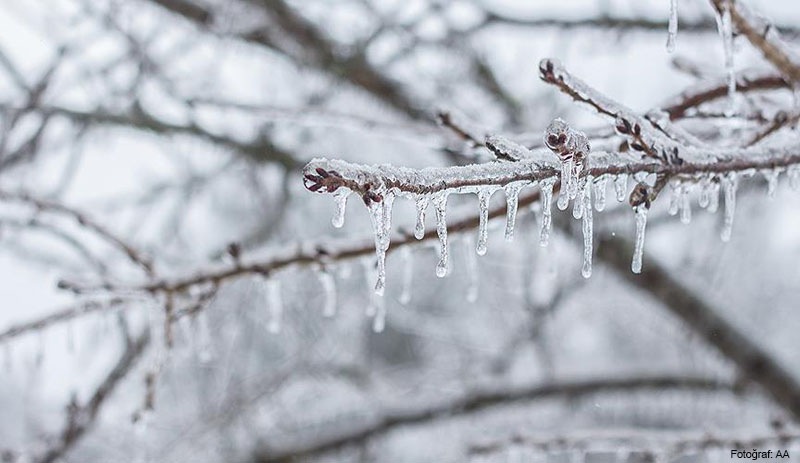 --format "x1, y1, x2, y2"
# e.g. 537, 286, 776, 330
661, 71, 787, 119
470, 428, 800, 459
0, 190, 155, 276
708, 0, 800, 84
252, 375, 733, 462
